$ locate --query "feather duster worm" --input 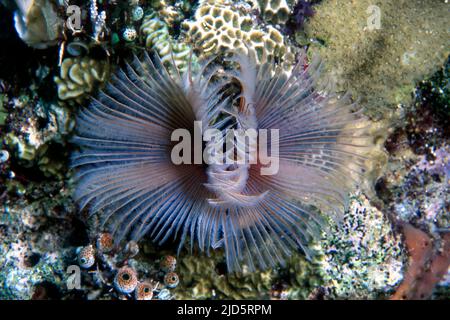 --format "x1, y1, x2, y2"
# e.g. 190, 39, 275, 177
72, 50, 370, 272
